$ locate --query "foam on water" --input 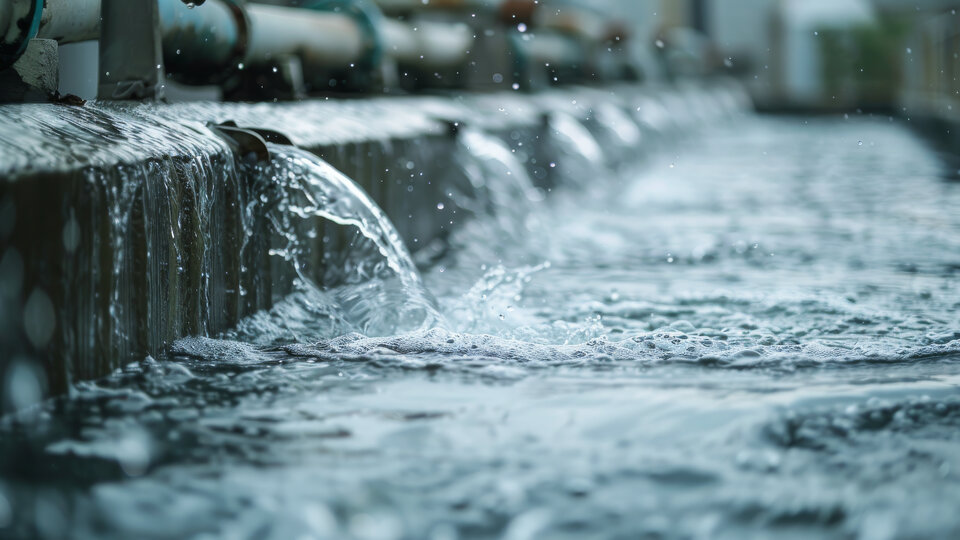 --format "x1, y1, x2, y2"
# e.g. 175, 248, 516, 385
3, 108, 960, 539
